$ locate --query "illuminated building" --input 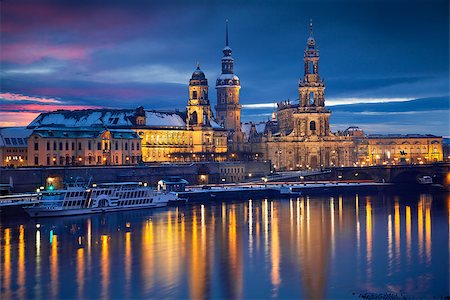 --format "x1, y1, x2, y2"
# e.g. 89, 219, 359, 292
241, 21, 443, 170
27, 127, 141, 166
0, 127, 31, 167
244, 20, 355, 170
215, 21, 243, 151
